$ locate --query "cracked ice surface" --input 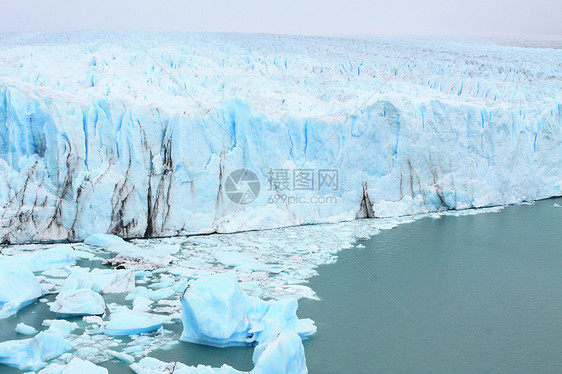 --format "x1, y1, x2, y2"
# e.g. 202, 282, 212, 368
0, 32, 560, 244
